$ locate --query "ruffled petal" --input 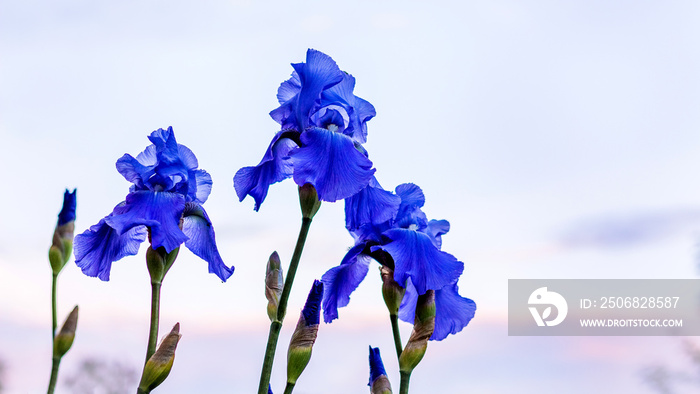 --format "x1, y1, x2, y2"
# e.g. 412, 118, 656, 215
431, 282, 476, 341
233, 131, 297, 211
270, 50, 344, 132
191, 169, 212, 204
182, 203, 234, 282
344, 176, 400, 231
74, 216, 146, 281
321, 73, 376, 144
321, 244, 371, 323
115, 152, 155, 190
105, 191, 187, 253
291, 127, 375, 202
426, 219, 450, 249
374, 228, 463, 295
395, 183, 428, 229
